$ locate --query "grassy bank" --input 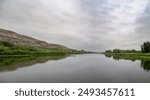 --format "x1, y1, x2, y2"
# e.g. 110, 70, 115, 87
0, 41, 84, 55
104, 53, 150, 61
